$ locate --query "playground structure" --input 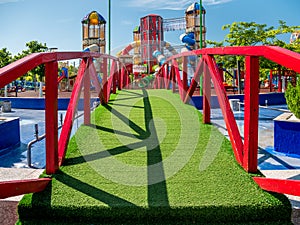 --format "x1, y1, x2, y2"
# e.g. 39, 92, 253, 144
290, 31, 300, 43
81, 11, 106, 53
117, 2, 206, 83
268, 68, 297, 92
